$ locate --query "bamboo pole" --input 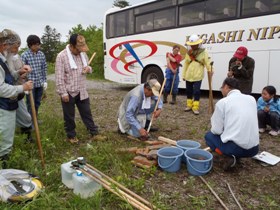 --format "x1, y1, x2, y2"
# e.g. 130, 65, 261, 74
147, 78, 166, 133
85, 164, 155, 209
226, 182, 243, 210
79, 167, 151, 210
199, 176, 229, 210
29, 91, 45, 170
